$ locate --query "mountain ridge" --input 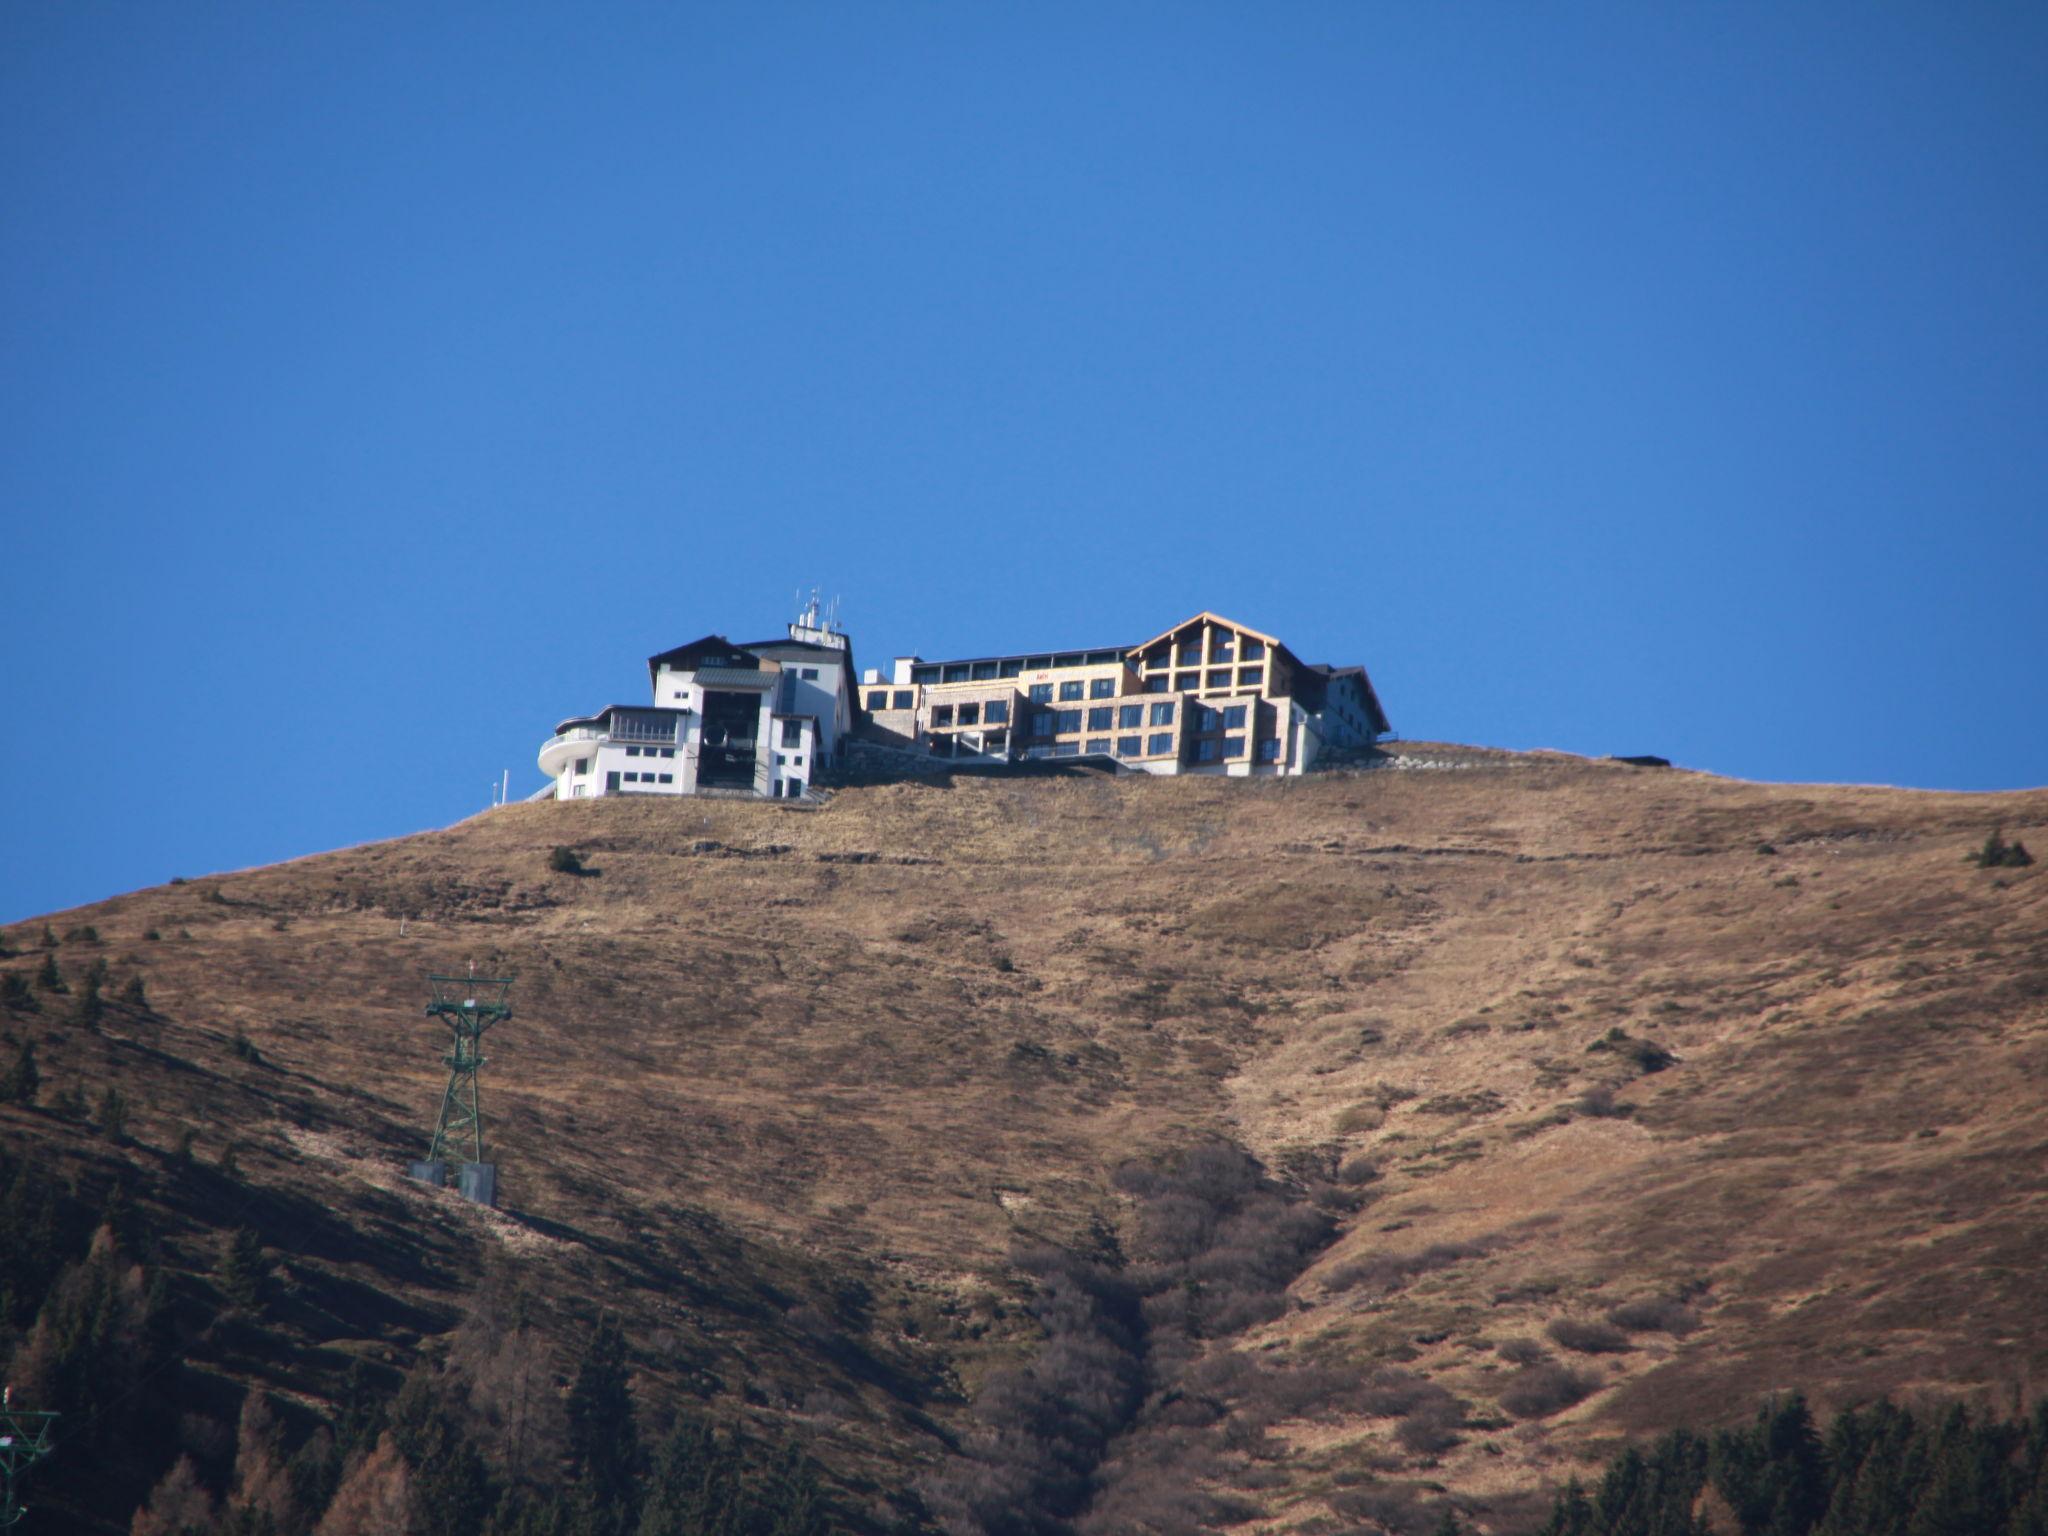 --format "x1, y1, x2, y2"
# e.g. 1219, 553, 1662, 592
4, 745, 2044, 1533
